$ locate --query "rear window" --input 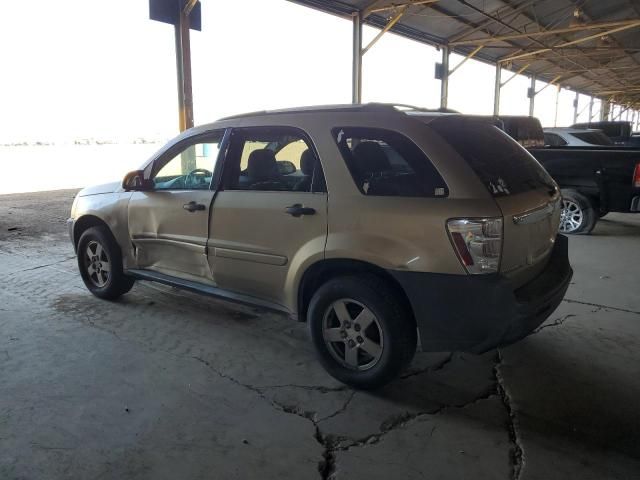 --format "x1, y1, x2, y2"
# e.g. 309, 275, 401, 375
500, 117, 545, 148
544, 132, 567, 147
574, 122, 630, 139
332, 127, 448, 197
570, 131, 613, 146
431, 121, 554, 197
